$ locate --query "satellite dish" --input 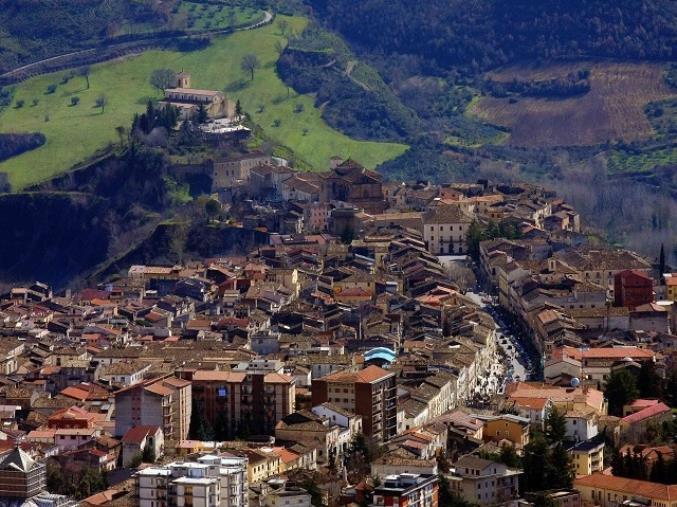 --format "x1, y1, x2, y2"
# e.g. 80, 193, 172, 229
570, 378, 581, 387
